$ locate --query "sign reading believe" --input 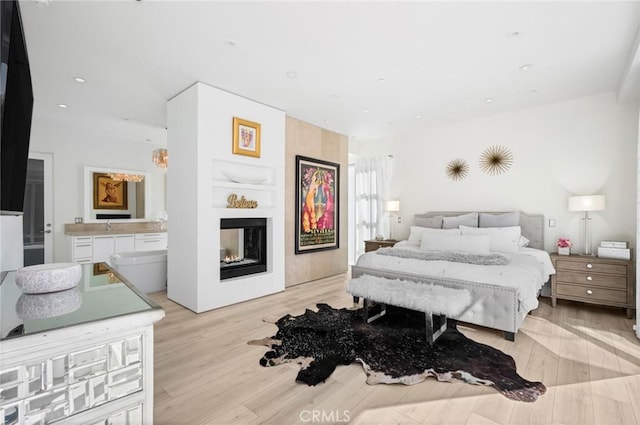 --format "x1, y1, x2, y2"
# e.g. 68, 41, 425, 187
227, 194, 258, 209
